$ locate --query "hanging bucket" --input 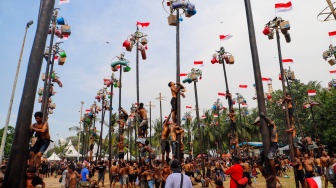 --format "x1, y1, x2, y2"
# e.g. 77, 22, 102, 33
228, 56, 235, 64
123, 40, 134, 52
262, 27, 271, 35
104, 78, 111, 85
140, 38, 148, 45
59, 51, 66, 58
168, 14, 177, 26
61, 25, 71, 36
123, 66, 131, 72
56, 17, 65, 25
58, 57, 66, 66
